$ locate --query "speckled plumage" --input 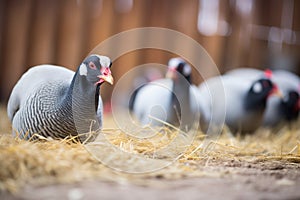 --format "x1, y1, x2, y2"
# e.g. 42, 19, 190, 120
7, 55, 112, 142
